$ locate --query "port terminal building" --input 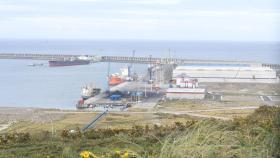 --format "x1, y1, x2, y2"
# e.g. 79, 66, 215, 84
166, 74, 207, 100
173, 63, 279, 83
